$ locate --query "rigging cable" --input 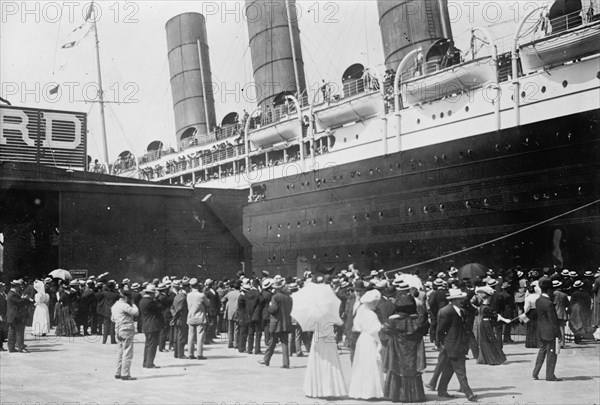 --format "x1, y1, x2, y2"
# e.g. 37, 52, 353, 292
51, 1, 65, 75
385, 198, 600, 275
